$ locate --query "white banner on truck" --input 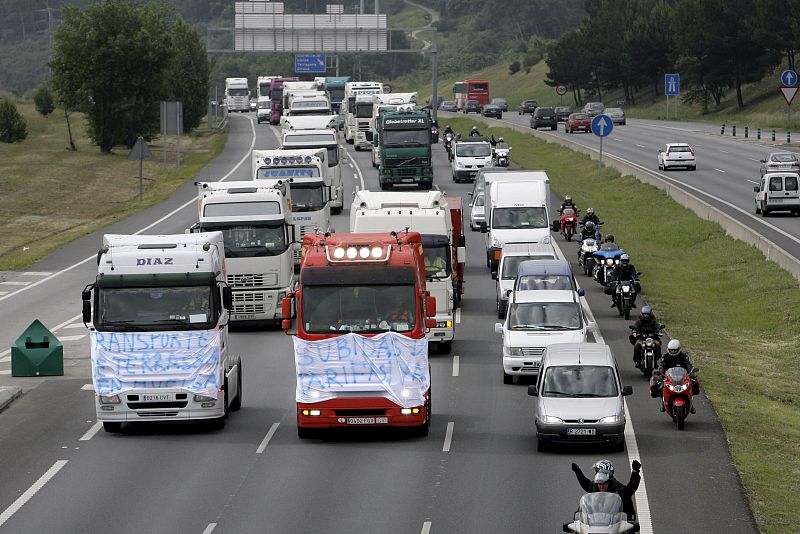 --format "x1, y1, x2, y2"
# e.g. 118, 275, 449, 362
90, 330, 221, 398
293, 331, 429, 408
